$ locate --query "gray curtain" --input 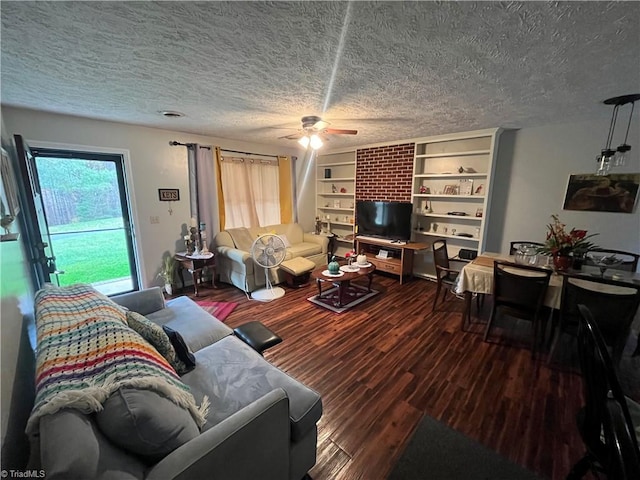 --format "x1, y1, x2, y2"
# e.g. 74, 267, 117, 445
187, 145, 218, 250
